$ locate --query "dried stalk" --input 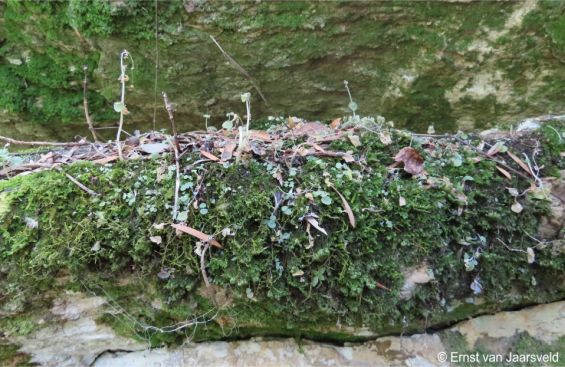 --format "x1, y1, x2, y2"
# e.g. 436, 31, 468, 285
162, 92, 180, 220
82, 65, 98, 142
162, 92, 177, 138
54, 166, 99, 196
0, 135, 88, 147
168, 136, 180, 221
209, 35, 269, 105
200, 242, 211, 287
